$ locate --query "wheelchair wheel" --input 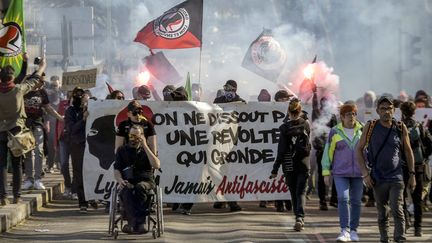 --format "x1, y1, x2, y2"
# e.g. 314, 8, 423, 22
158, 187, 164, 235
108, 187, 118, 234
113, 227, 119, 240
